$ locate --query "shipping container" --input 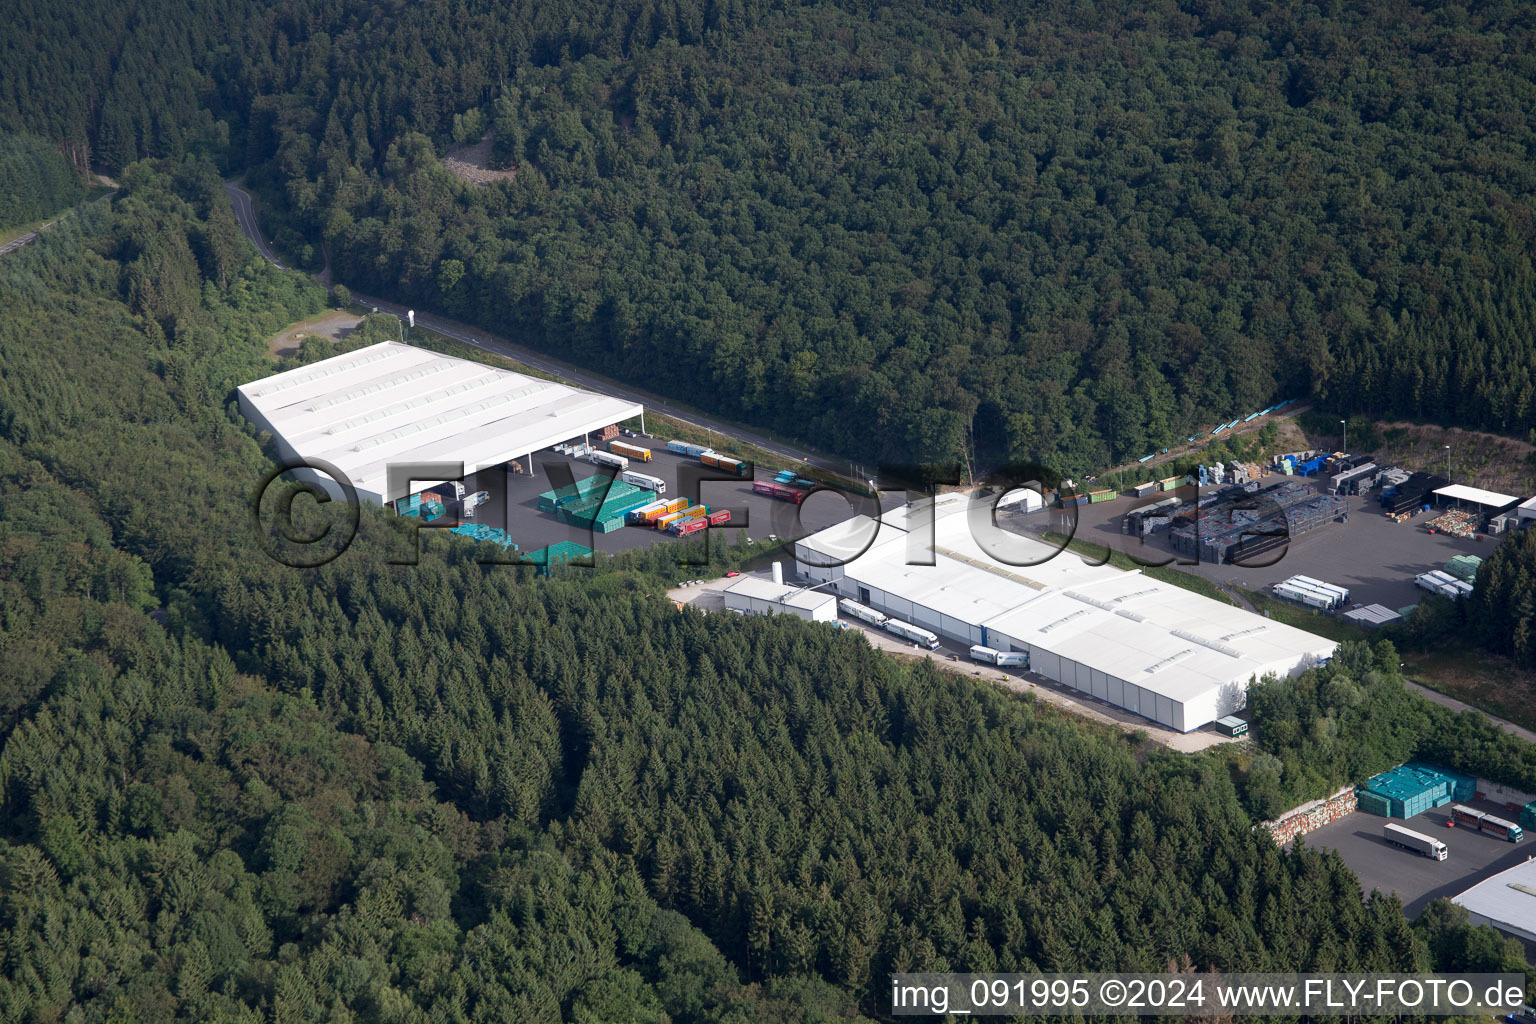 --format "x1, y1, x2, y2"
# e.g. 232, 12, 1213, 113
685, 443, 714, 458
1088, 489, 1116, 503
701, 452, 750, 476
995, 651, 1028, 667
839, 598, 889, 627
666, 440, 691, 455
620, 470, 667, 494
885, 618, 940, 649
655, 512, 686, 530
679, 504, 709, 519
588, 450, 629, 471
659, 497, 690, 515
422, 500, 446, 521
609, 440, 653, 462
1384, 823, 1448, 860
626, 500, 671, 523
706, 509, 732, 526
969, 645, 1001, 664
1289, 575, 1348, 603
